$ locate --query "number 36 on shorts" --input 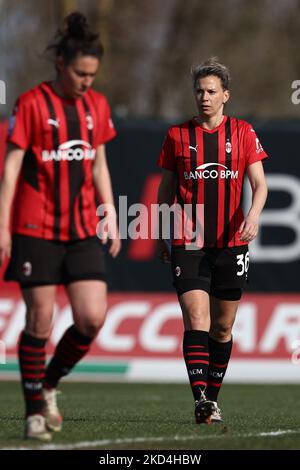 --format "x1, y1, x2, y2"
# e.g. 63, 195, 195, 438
236, 251, 249, 276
